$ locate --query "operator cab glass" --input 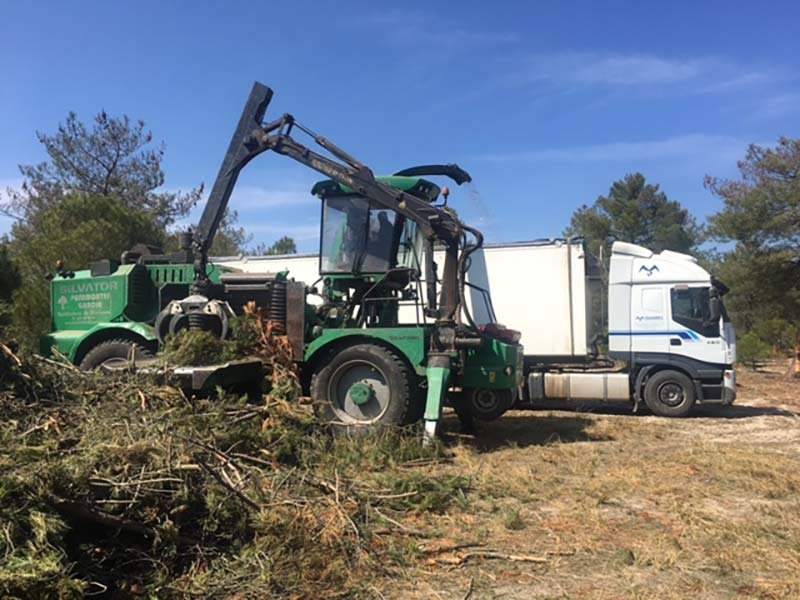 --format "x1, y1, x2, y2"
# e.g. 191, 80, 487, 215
313, 176, 437, 276
320, 197, 399, 273
670, 284, 729, 338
